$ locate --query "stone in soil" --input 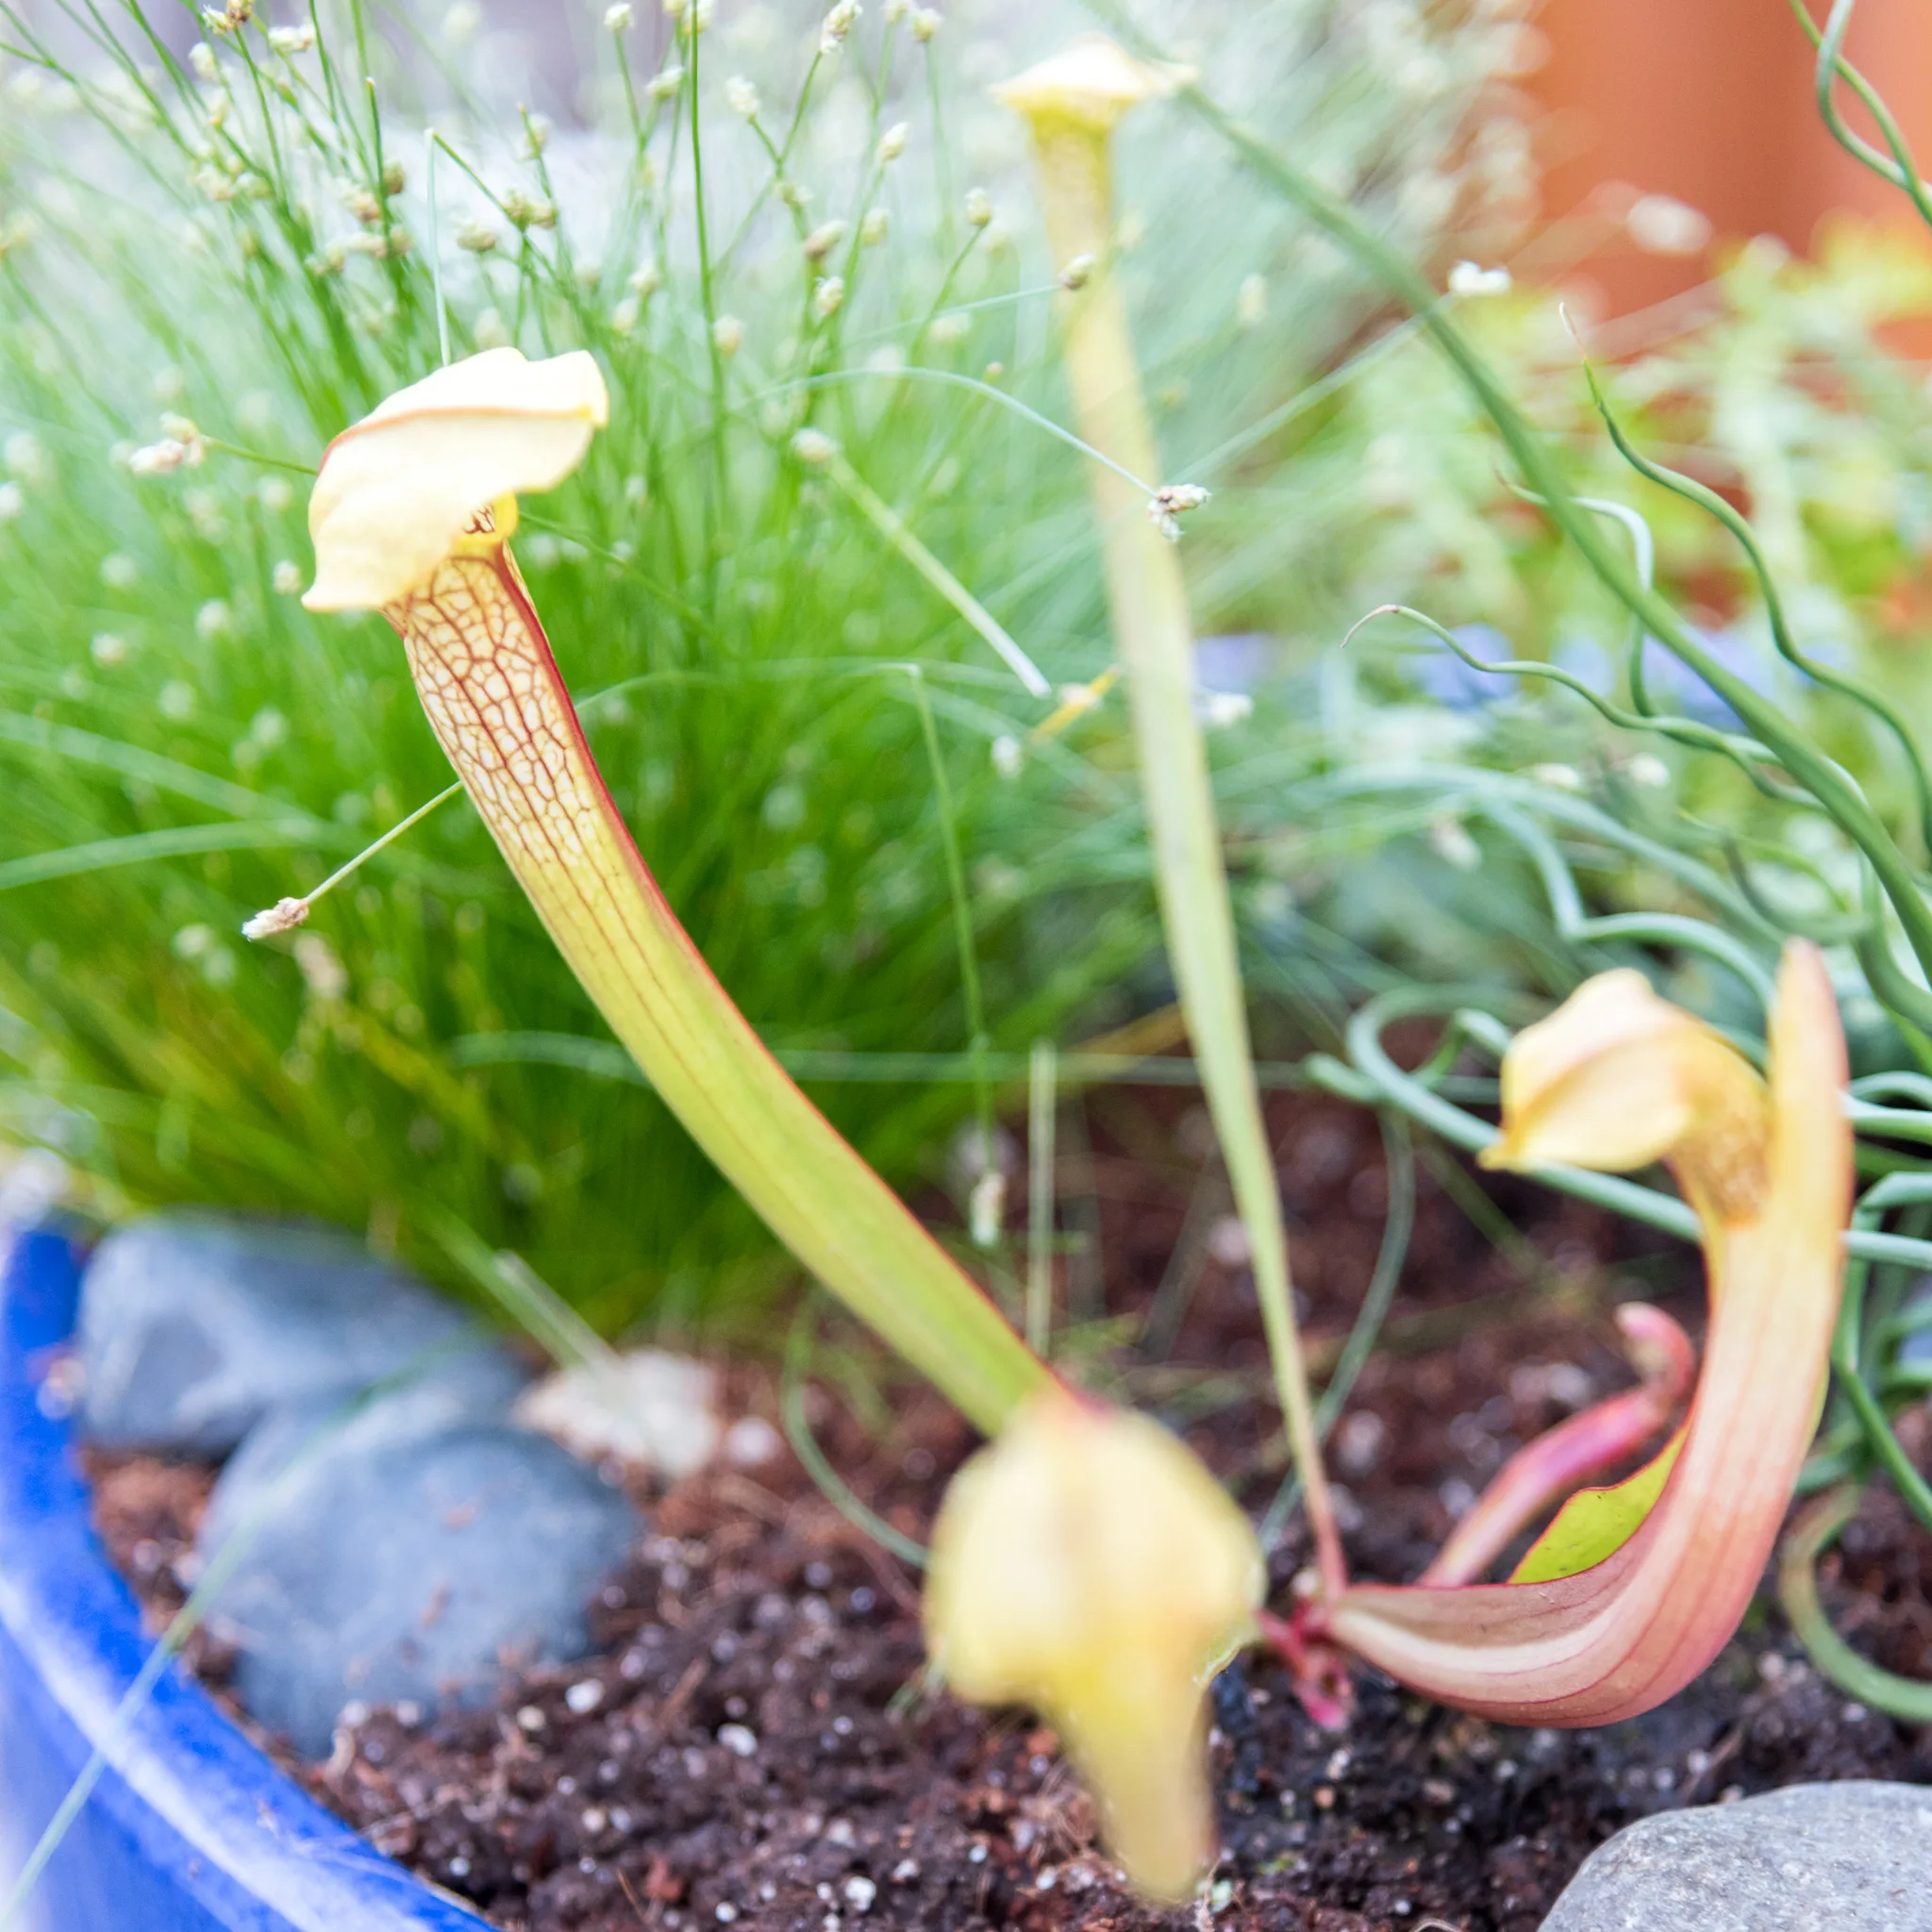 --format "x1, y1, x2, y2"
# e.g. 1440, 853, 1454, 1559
200, 1398, 641, 1757
77, 1209, 482, 1455
196, 1335, 532, 1553
1540, 1779, 1932, 1932
514, 1349, 721, 1479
